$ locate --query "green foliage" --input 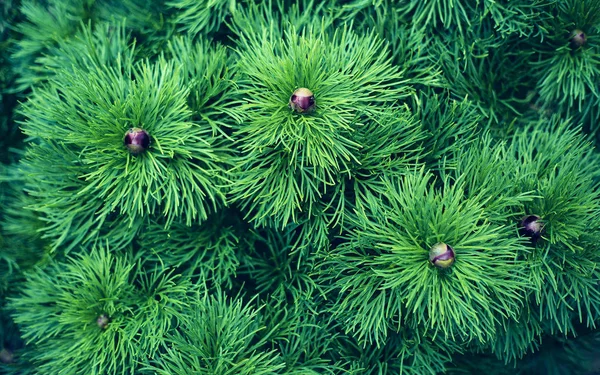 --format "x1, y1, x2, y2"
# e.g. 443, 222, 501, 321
261, 298, 344, 373
165, 35, 238, 136
413, 92, 480, 166
438, 133, 533, 223
238, 226, 321, 302
20, 52, 232, 251
0, 165, 46, 293
0, 1, 21, 164
336, 328, 461, 375
356, 6, 443, 90
3, 0, 600, 374
435, 29, 533, 128
10, 246, 193, 375
529, 0, 600, 134
228, 0, 339, 41
0, 113, 18, 165
139, 212, 241, 288
397, 0, 472, 34
167, 0, 241, 37
451, 329, 600, 374
11, 0, 168, 92
11, 0, 86, 91
506, 118, 600, 249
527, 243, 600, 336
485, 309, 544, 364
392, 0, 553, 37
230, 24, 412, 229
0, 166, 45, 372
146, 291, 285, 375
533, 45, 600, 113
343, 106, 426, 219
31, 21, 136, 88
320, 168, 530, 347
